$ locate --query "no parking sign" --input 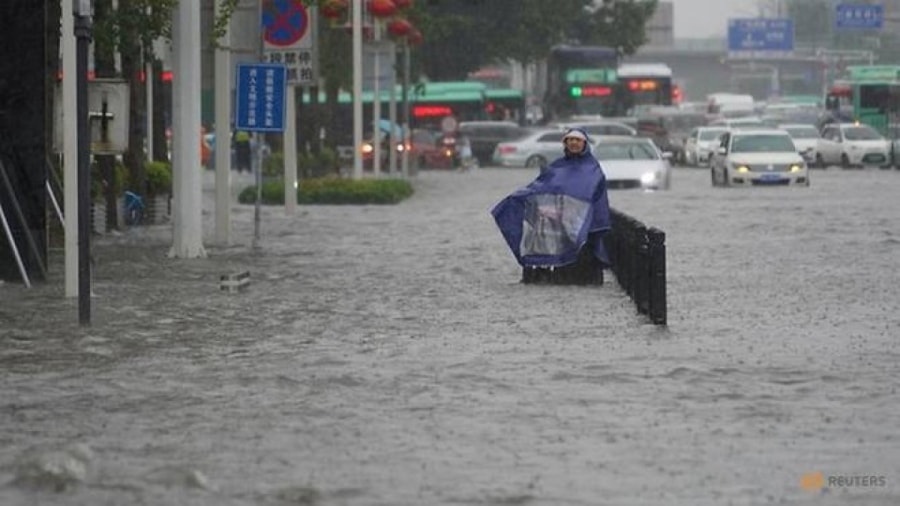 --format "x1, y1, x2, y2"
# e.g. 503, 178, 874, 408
262, 0, 318, 85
